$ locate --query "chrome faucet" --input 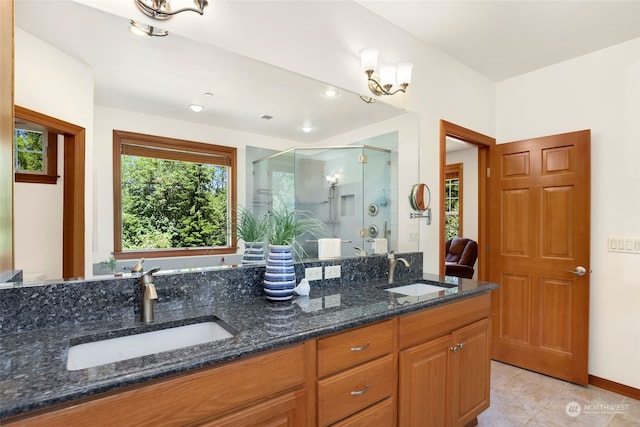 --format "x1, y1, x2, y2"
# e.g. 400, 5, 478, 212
139, 267, 159, 323
388, 252, 410, 284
